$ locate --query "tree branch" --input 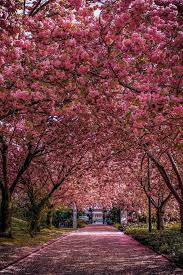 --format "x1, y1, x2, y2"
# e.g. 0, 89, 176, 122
10, 148, 33, 194
147, 152, 183, 204
167, 153, 183, 193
